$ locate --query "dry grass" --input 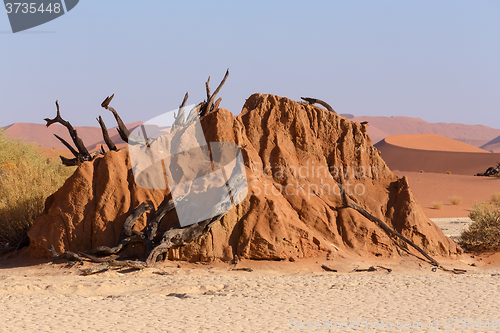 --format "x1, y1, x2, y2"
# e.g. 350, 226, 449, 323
449, 195, 462, 206
492, 193, 500, 205
459, 202, 500, 251
0, 131, 75, 254
431, 201, 443, 210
